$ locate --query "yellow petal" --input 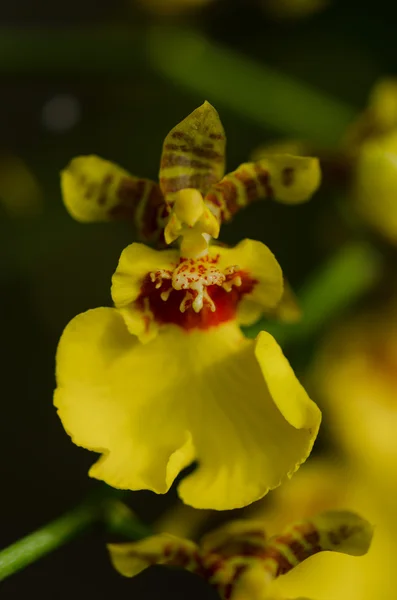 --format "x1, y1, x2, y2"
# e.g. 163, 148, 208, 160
353, 131, 397, 244
261, 511, 372, 582
159, 102, 225, 197
254, 331, 321, 430
61, 155, 165, 241
55, 310, 320, 510
345, 78, 397, 149
231, 564, 272, 600
111, 242, 179, 341
369, 78, 397, 132
210, 239, 284, 325
311, 511, 373, 557
204, 155, 321, 223
108, 534, 198, 578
